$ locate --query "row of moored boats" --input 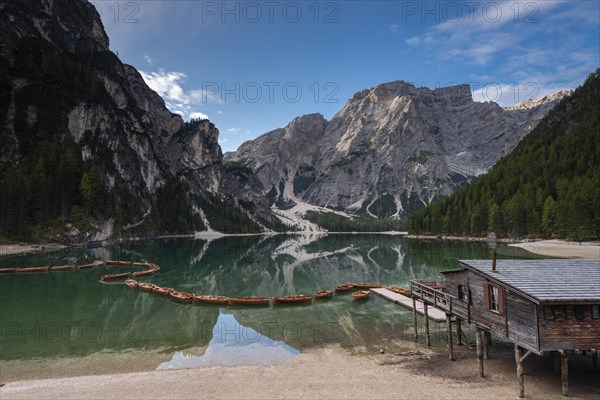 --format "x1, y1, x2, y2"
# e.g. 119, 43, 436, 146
0, 261, 104, 274
123, 281, 390, 305
0, 260, 414, 304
